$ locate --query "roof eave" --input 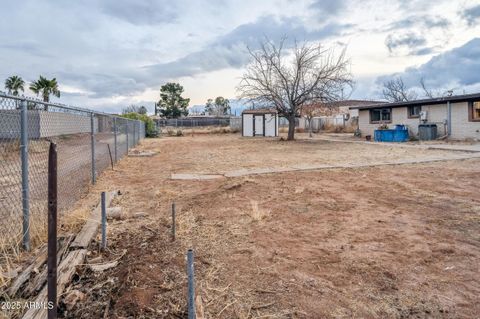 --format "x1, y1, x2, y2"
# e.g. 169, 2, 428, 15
349, 92, 480, 110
